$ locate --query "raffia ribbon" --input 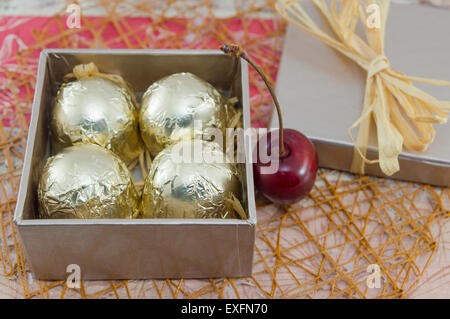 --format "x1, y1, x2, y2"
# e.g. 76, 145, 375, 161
276, 0, 450, 176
